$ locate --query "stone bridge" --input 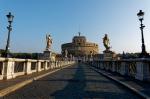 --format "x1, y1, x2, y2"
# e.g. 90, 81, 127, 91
0, 58, 150, 99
